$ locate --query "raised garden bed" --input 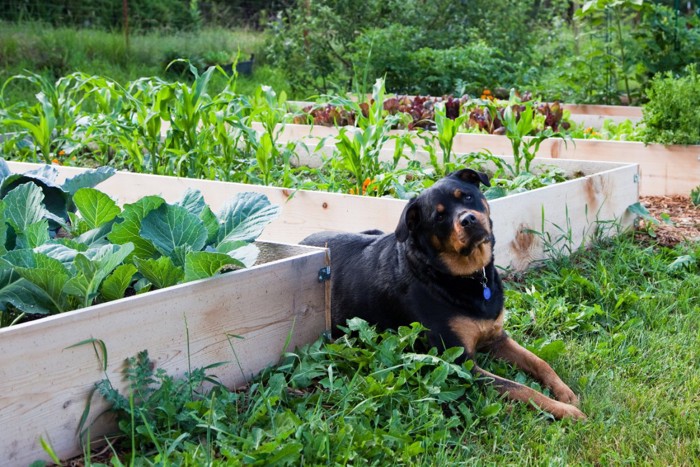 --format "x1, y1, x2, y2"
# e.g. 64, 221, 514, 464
1, 157, 637, 464
267, 122, 697, 197
8, 159, 638, 271
0, 163, 329, 465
